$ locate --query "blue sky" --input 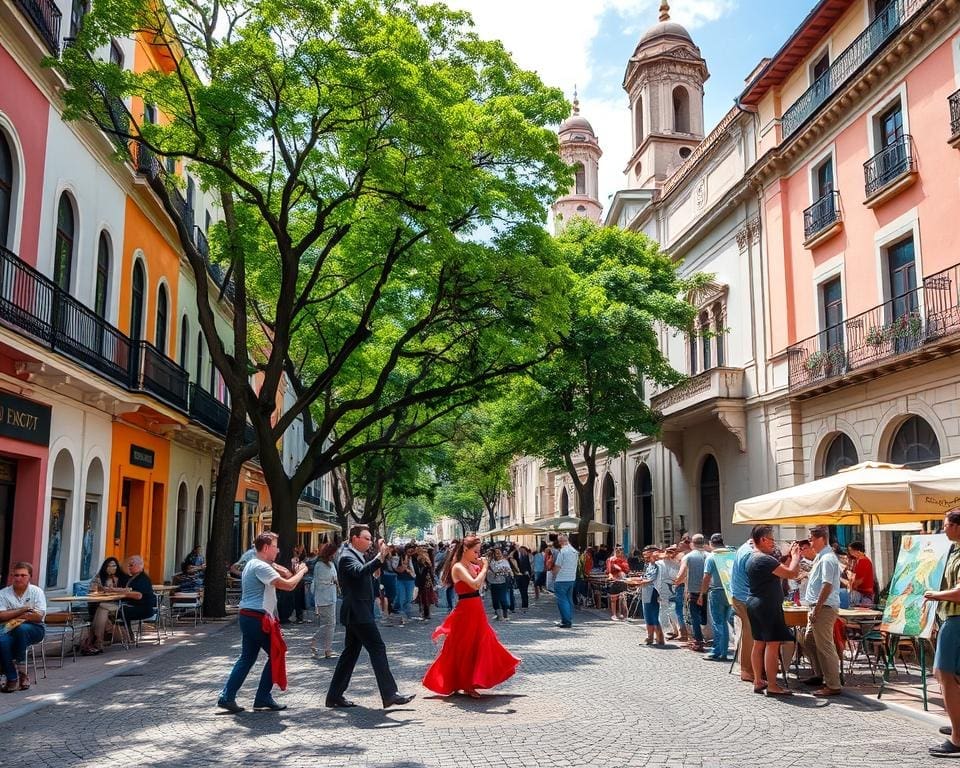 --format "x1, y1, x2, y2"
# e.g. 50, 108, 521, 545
445, 0, 815, 206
